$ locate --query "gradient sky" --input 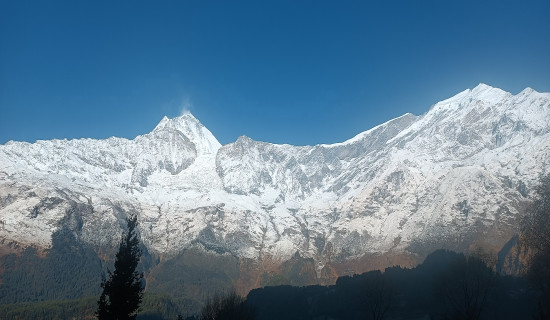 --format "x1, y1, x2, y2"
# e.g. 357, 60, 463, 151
1, 0, 549, 146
